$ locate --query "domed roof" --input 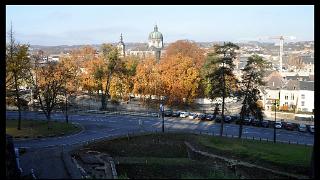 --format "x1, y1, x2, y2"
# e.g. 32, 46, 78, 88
148, 25, 163, 40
